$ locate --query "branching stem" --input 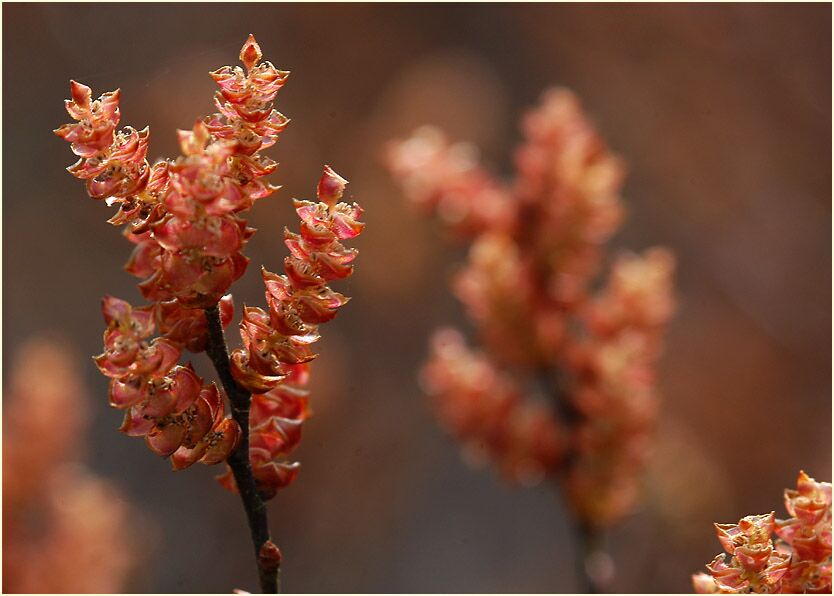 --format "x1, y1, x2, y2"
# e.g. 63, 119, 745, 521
204, 304, 279, 594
